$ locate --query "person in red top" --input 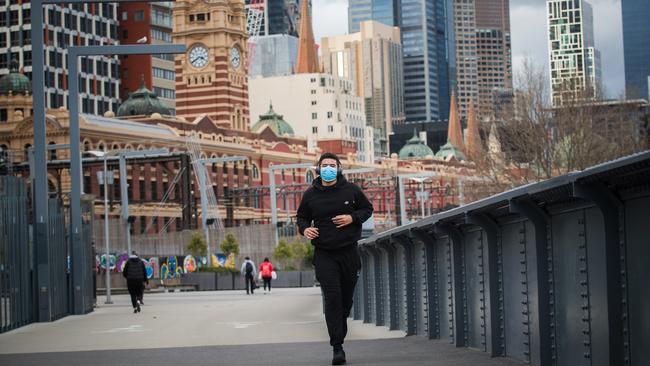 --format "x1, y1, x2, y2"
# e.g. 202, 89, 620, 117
259, 258, 274, 293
